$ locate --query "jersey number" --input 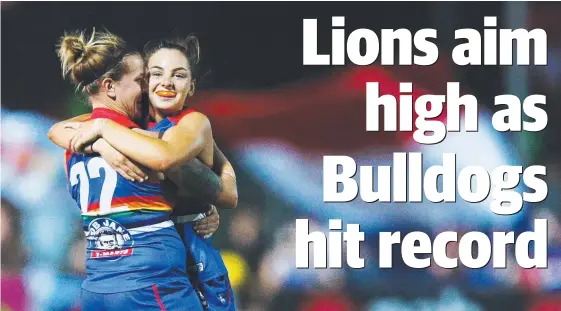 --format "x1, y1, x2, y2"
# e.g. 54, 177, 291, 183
69, 157, 118, 214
